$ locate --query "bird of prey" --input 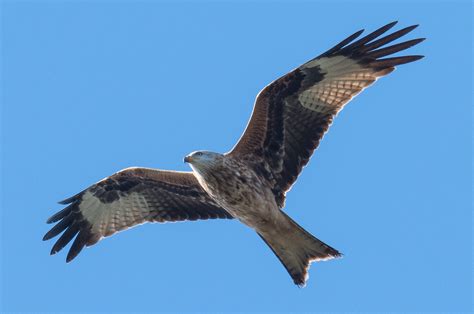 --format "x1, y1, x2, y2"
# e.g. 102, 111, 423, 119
43, 22, 424, 287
